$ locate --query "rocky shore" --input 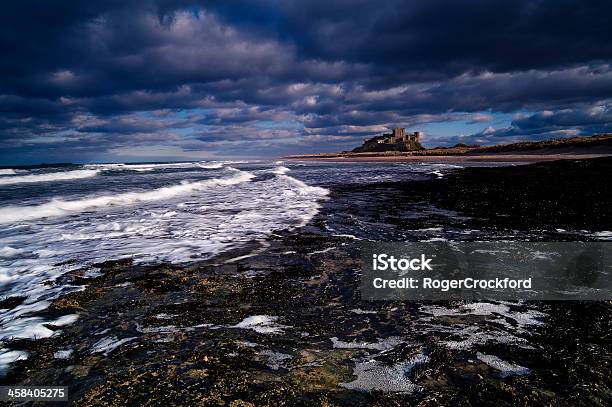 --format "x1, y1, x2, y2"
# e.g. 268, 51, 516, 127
2, 158, 611, 406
